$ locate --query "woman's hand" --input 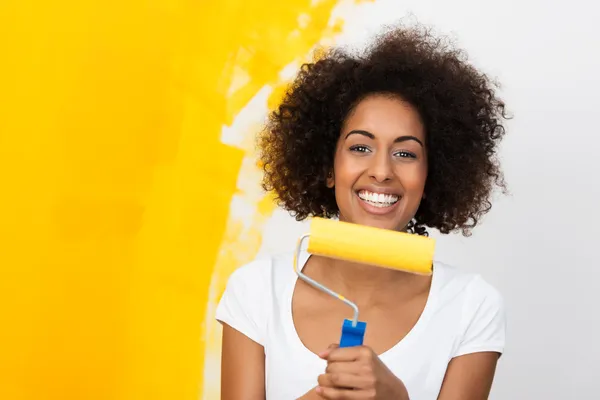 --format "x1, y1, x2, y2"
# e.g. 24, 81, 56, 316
316, 344, 409, 400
